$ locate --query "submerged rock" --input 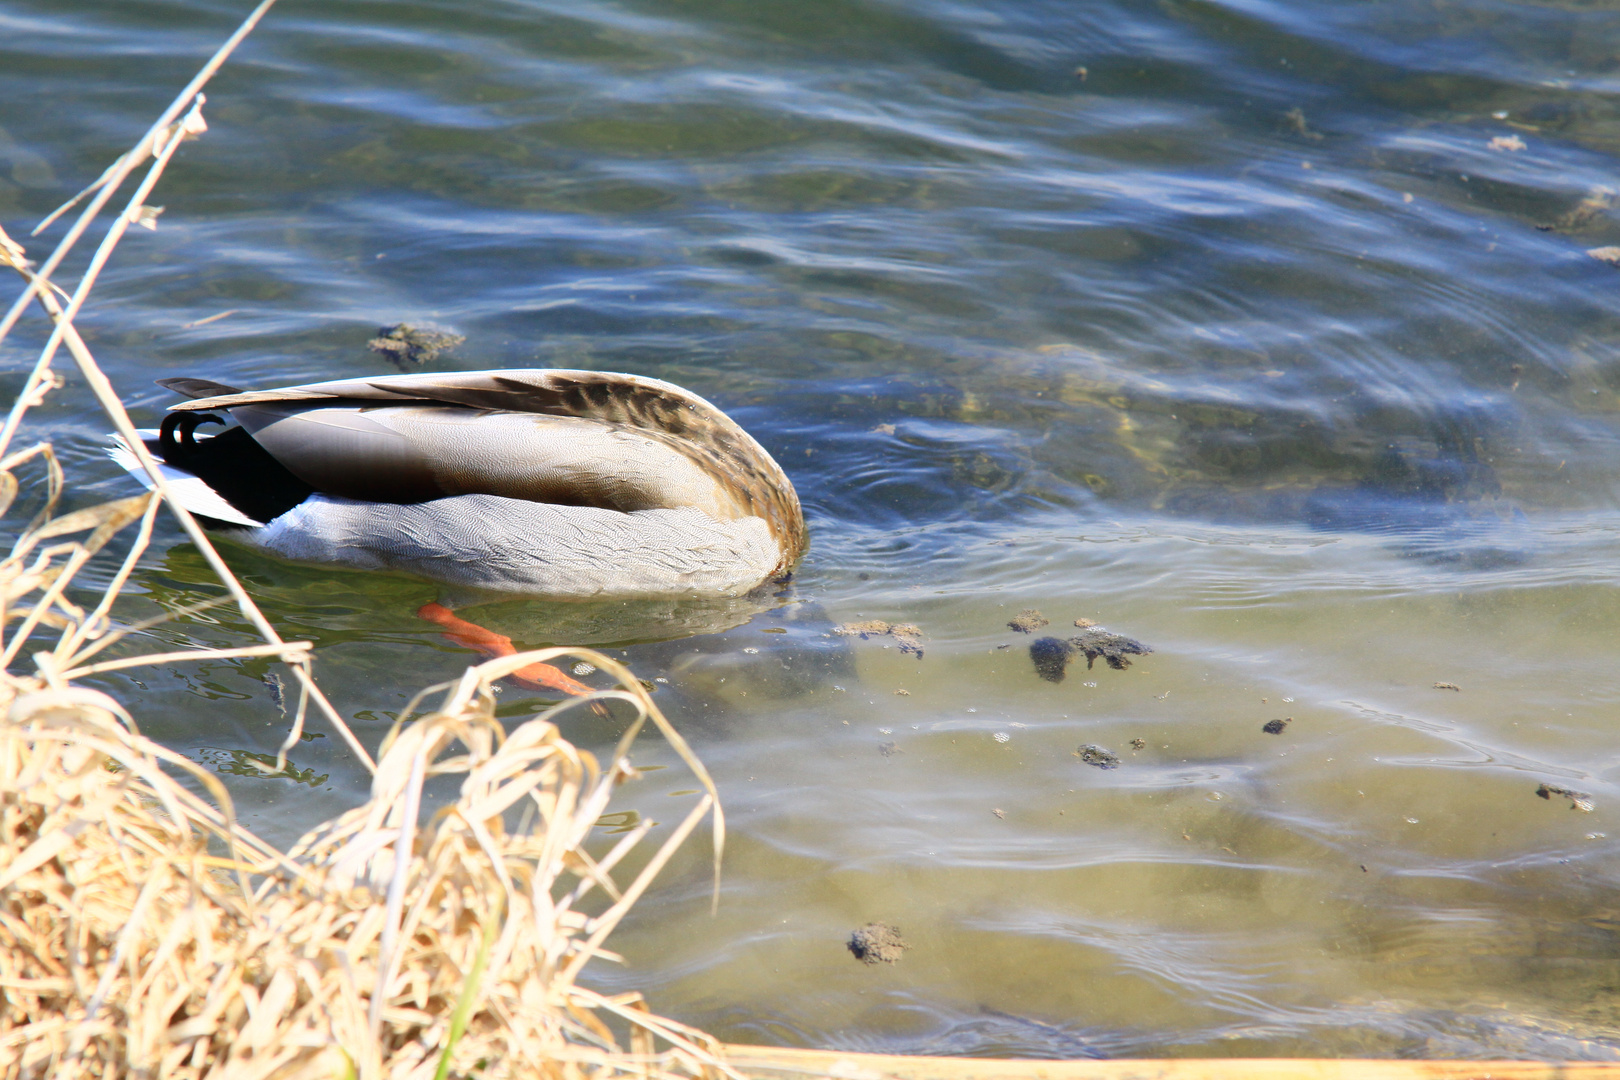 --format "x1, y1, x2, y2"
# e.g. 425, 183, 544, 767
1029, 628, 1153, 682
833, 619, 923, 658
848, 922, 907, 964
1537, 784, 1594, 812
1008, 608, 1049, 633
1076, 744, 1120, 769
367, 323, 464, 367
1072, 627, 1152, 670
1029, 636, 1074, 682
